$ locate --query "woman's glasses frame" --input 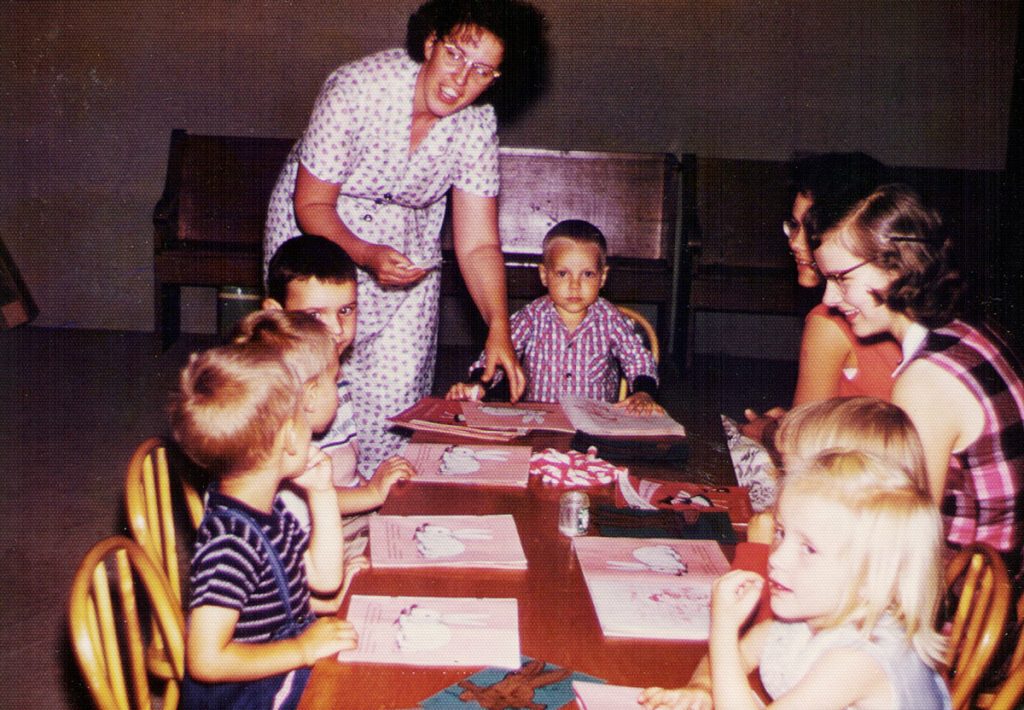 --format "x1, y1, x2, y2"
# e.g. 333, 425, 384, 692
437, 40, 501, 82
